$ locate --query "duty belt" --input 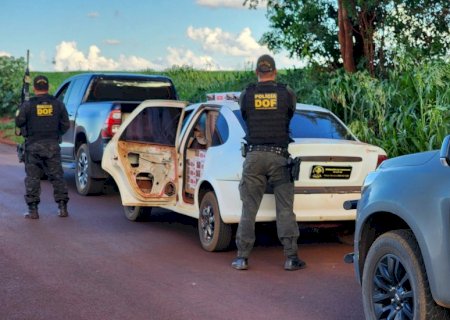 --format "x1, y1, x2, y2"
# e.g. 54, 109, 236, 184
247, 144, 290, 158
